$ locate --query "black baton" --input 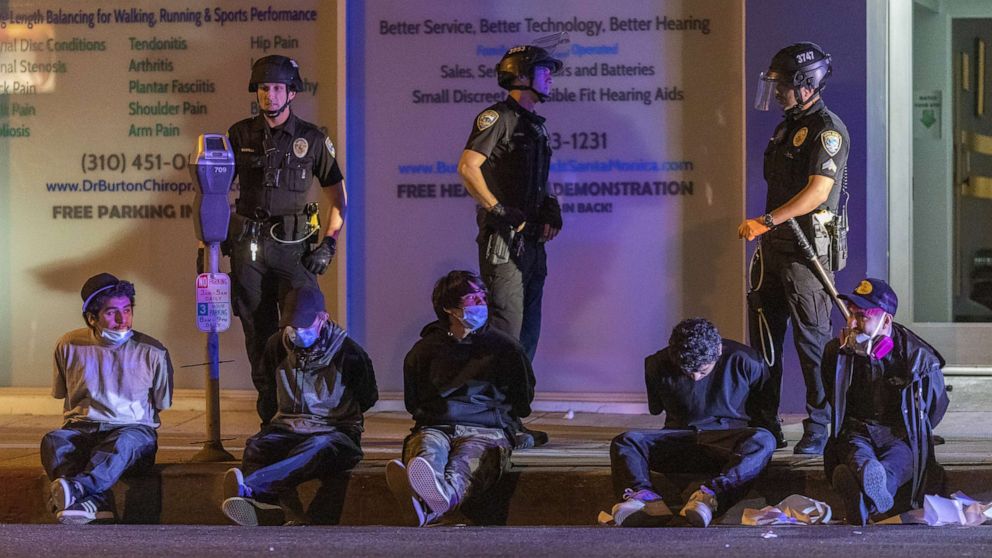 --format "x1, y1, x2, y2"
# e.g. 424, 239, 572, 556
785, 218, 850, 321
